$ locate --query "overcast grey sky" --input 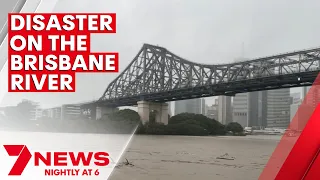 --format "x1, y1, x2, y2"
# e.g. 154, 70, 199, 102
1, 0, 320, 108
